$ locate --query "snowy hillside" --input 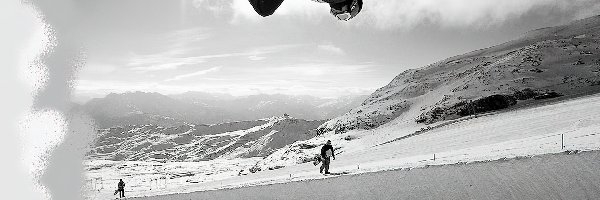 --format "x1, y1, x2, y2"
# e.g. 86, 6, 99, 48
319, 15, 600, 134
87, 115, 325, 162
250, 89, 600, 179
252, 15, 600, 171
85, 93, 600, 199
